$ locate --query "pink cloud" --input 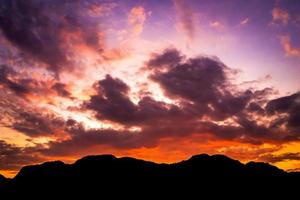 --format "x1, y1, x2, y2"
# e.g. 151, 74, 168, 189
210, 21, 225, 31
240, 18, 250, 26
173, 0, 196, 41
128, 6, 146, 37
272, 7, 289, 25
280, 35, 300, 57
